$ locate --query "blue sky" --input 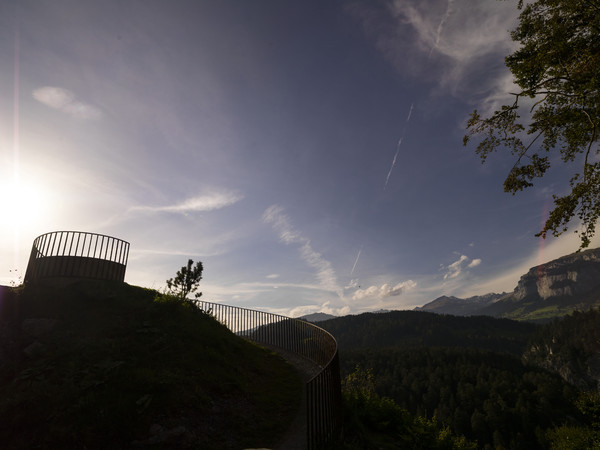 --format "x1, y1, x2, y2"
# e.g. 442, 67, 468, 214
1, 0, 597, 317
